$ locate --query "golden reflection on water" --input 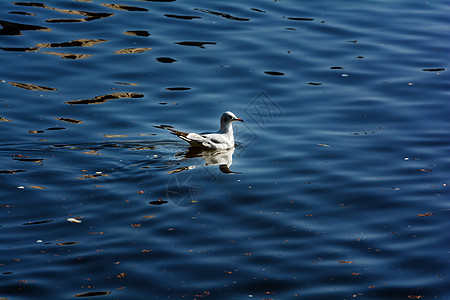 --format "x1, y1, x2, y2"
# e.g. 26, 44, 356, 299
114, 82, 139, 86
114, 47, 152, 54
101, 3, 148, 11
41, 52, 93, 59
55, 117, 83, 124
0, 117, 12, 122
124, 30, 151, 37
7, 81, 57, 91
36, 39, 108, 48
12, 2, 114, 22
65, 92, 144, 105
